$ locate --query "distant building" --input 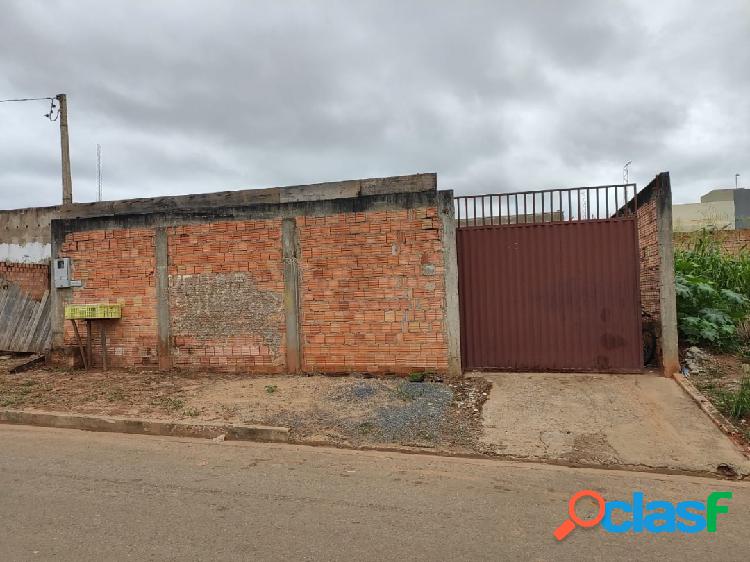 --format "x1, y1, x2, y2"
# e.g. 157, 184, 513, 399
673, 188, 750, 232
